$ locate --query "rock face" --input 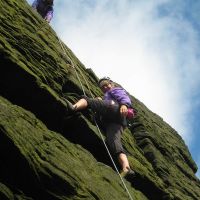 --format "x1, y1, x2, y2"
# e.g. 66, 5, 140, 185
0, 0, 200, 200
